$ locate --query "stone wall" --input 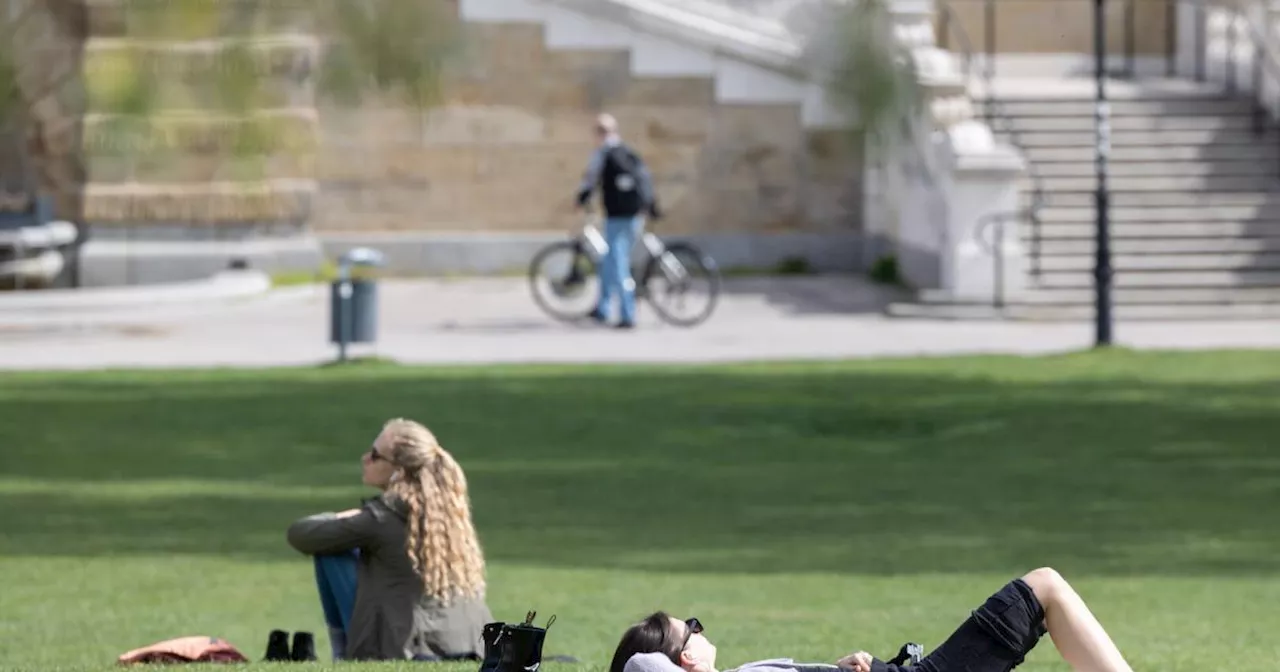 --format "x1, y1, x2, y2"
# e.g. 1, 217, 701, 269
311, 21, 863, 238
